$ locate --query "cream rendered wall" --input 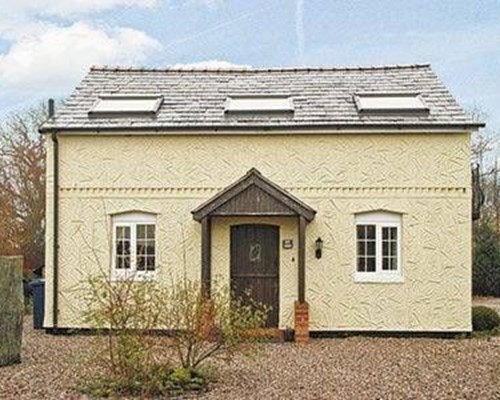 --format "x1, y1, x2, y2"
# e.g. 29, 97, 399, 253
44, 132, 472, 331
